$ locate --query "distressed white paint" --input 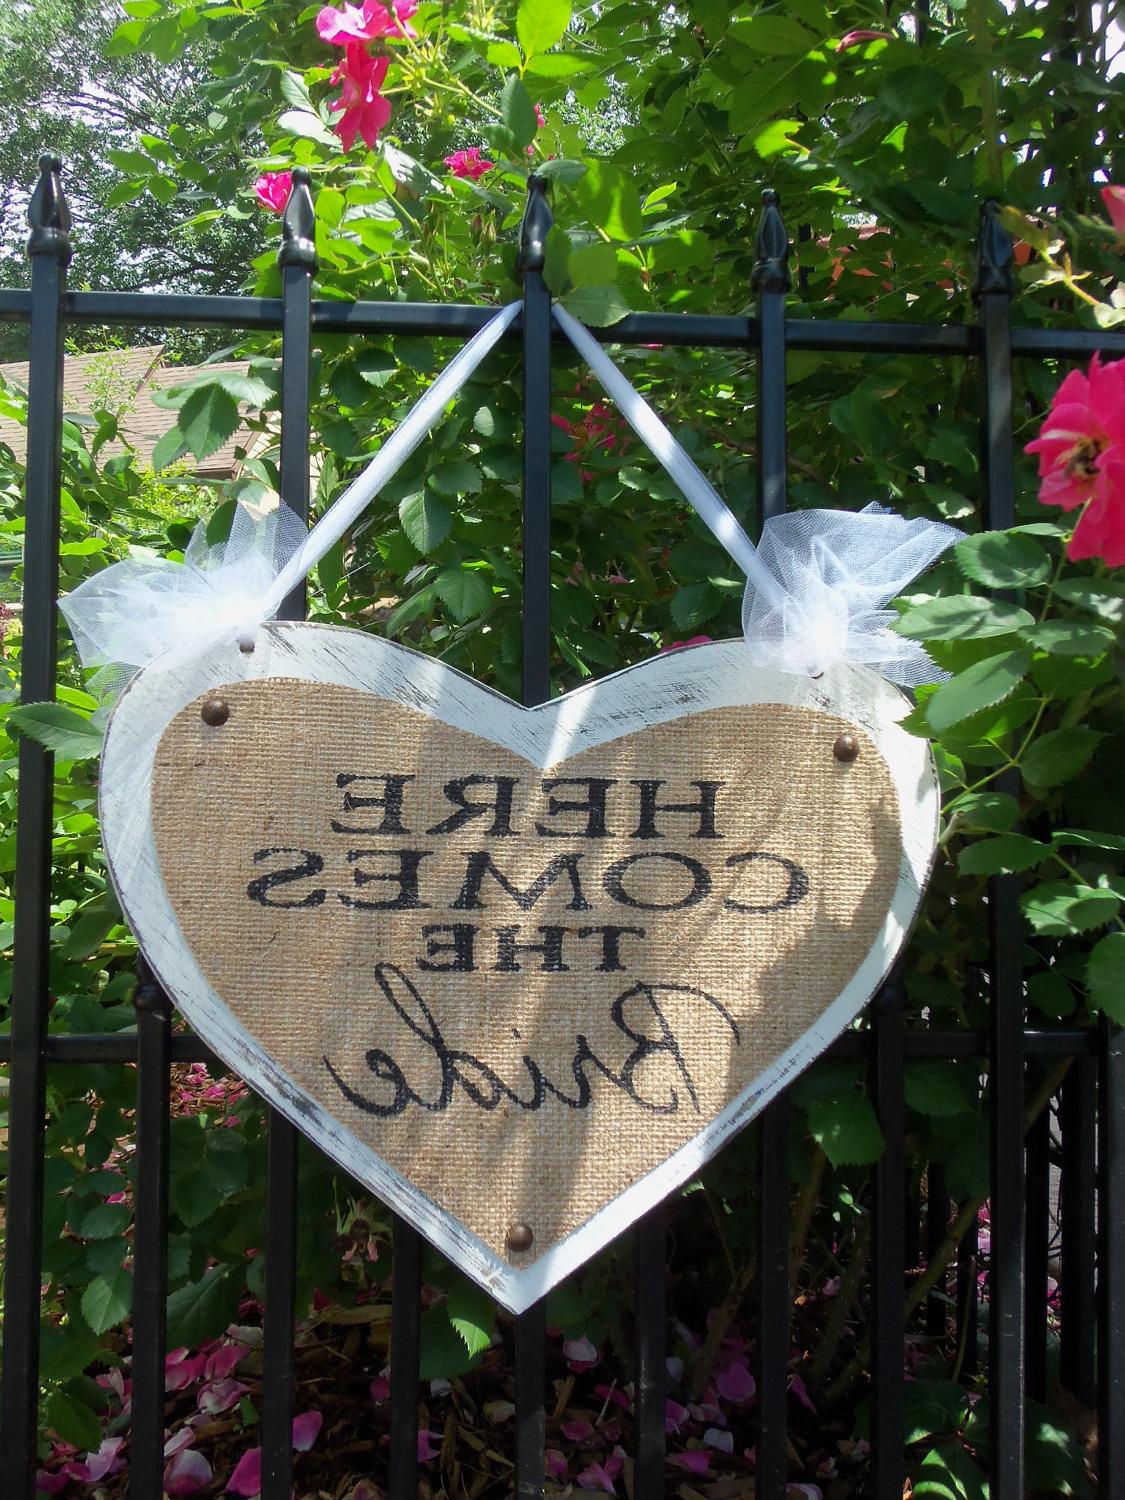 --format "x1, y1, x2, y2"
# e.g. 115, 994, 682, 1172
101, 625, 939, 1313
